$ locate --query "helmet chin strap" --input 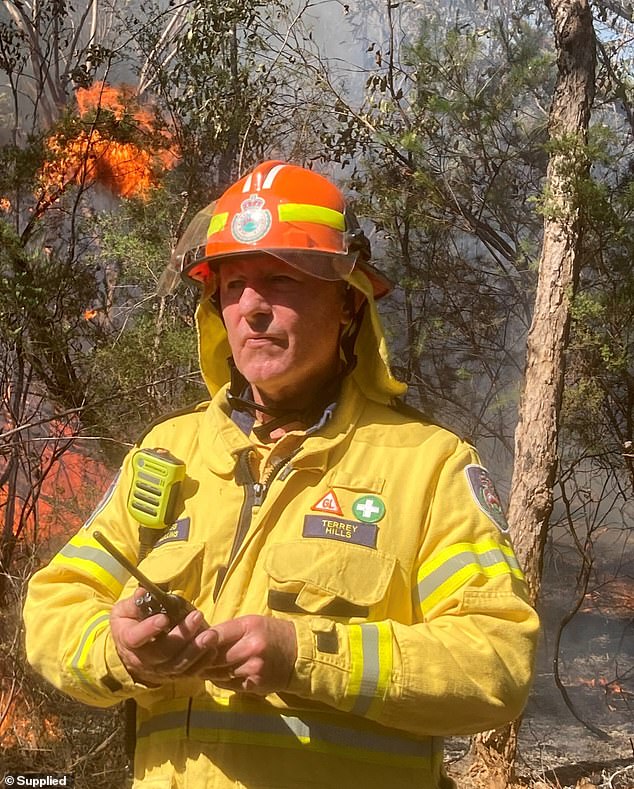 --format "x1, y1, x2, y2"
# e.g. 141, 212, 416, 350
227, 361, 340, 442
226, 361, 300, 419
